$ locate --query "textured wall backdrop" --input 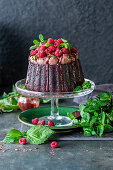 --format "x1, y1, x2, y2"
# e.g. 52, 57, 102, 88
0, 0, 113, 93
